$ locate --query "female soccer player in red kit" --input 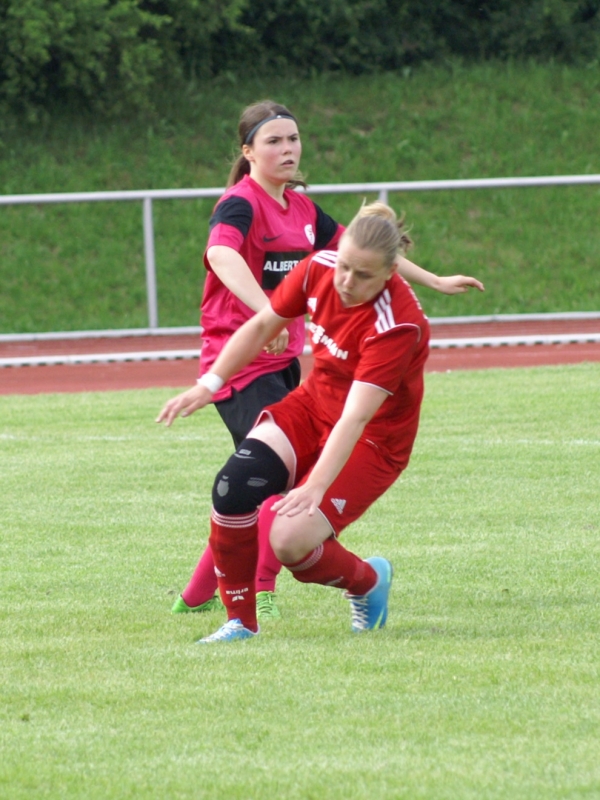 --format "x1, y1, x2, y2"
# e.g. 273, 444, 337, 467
172, 100, 484, 622
158, 202, 431, 642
